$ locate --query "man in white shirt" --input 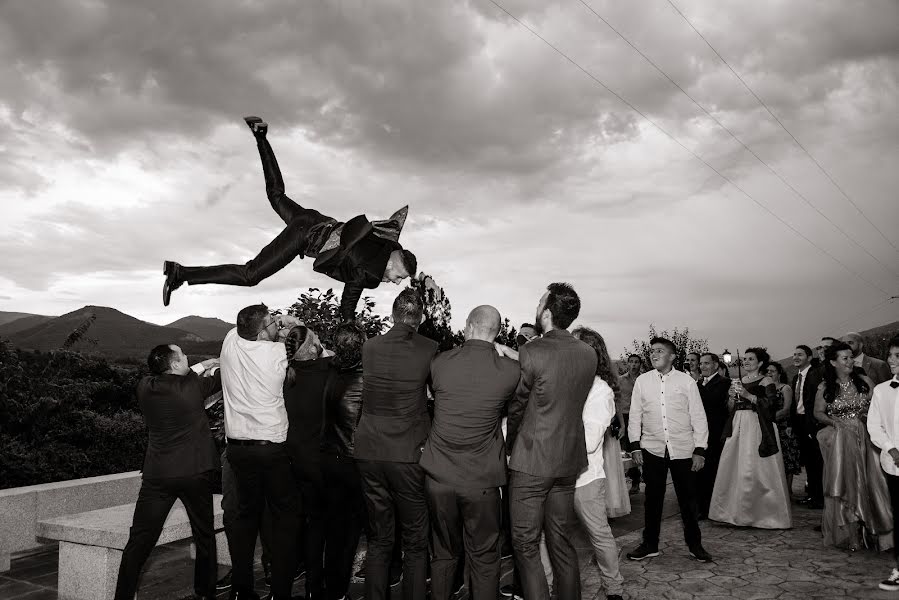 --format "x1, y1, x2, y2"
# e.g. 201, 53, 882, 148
220, 304, 301, 600
866, 335, 899, 592
626, 337, 711, 563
